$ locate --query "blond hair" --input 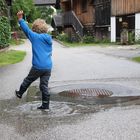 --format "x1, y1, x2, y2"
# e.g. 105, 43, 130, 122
32, 19, 48, 33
